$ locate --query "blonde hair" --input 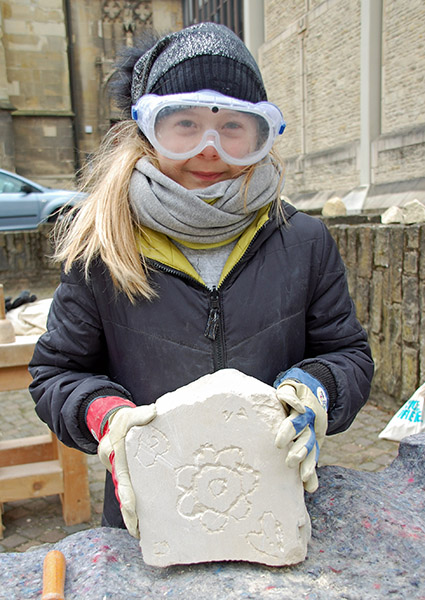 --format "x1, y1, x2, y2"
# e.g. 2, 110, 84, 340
54, 120, 285, 301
